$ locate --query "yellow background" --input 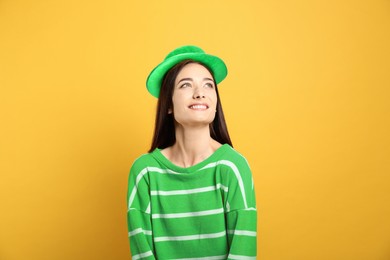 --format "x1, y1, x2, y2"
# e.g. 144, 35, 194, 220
1, 0, 389, 259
